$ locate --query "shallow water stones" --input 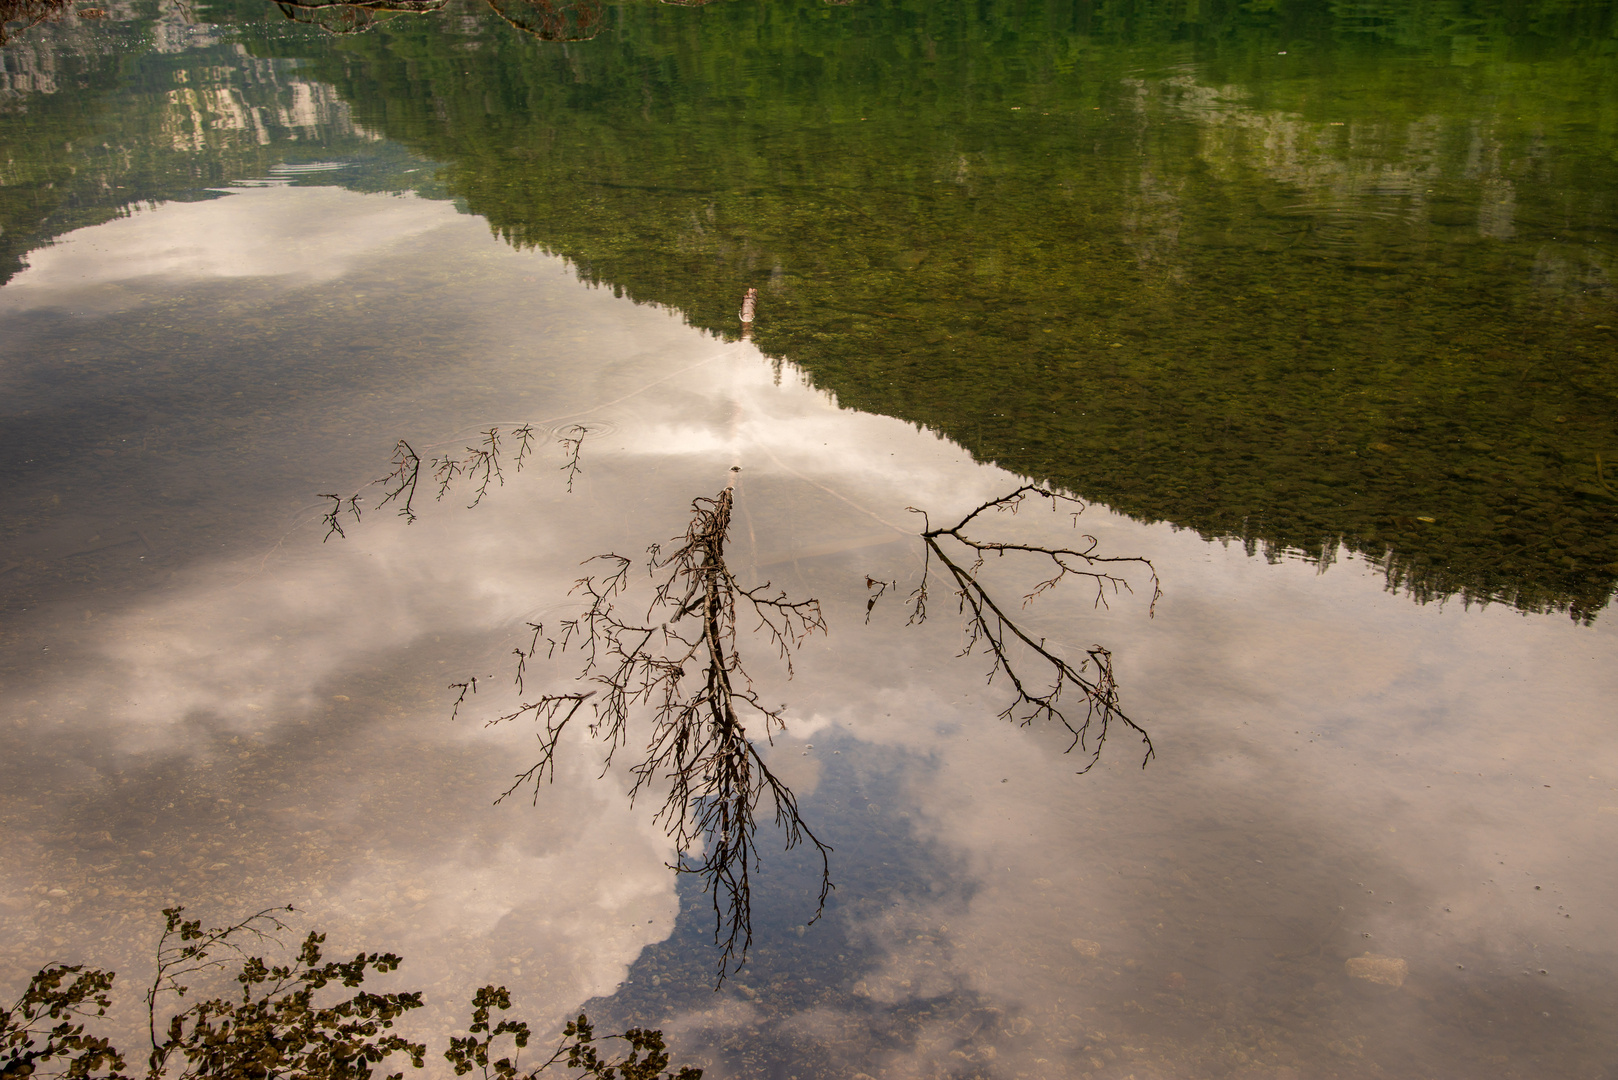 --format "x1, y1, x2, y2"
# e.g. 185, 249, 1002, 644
1345, 954, 1408, 988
